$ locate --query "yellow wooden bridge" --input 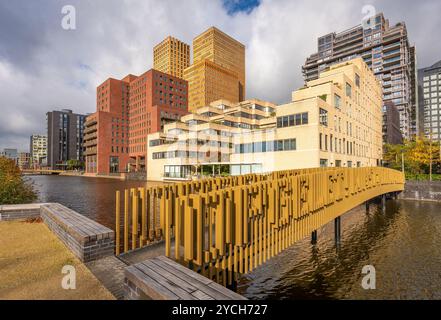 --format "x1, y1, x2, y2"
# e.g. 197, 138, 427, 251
116, 167, 404, 286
